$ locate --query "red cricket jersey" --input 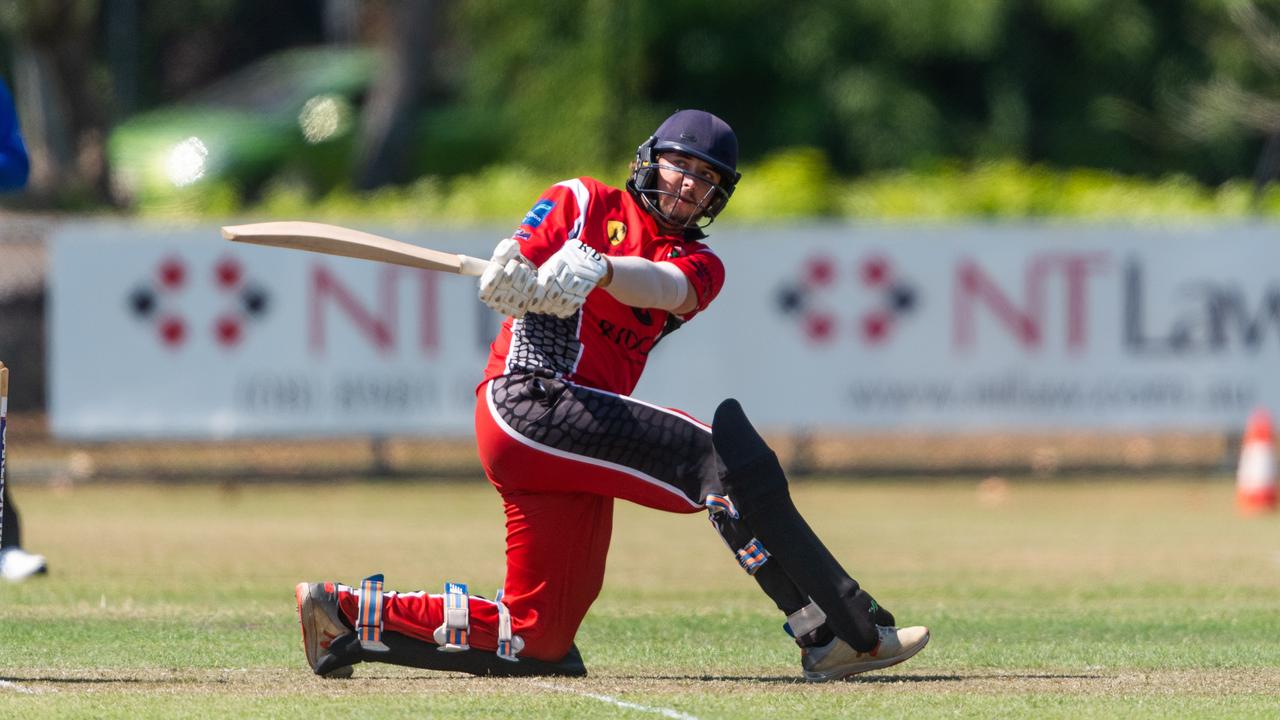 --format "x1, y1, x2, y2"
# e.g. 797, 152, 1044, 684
482, 177, 725, 395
